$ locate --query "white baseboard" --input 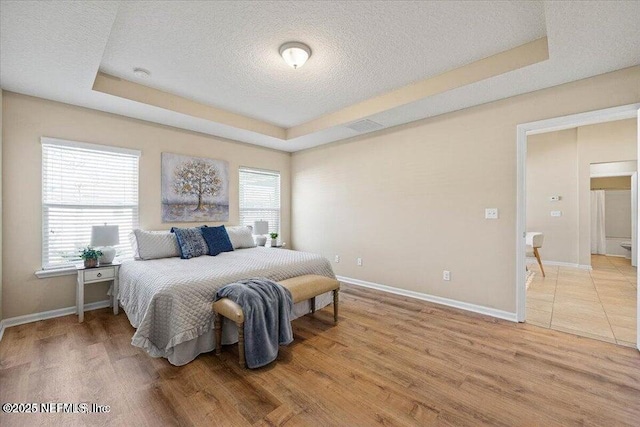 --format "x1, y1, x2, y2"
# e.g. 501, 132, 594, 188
336, 275, 517, 322
604, 253, 629, 259
0, 300, 111, 341
526, 257, 592, 270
